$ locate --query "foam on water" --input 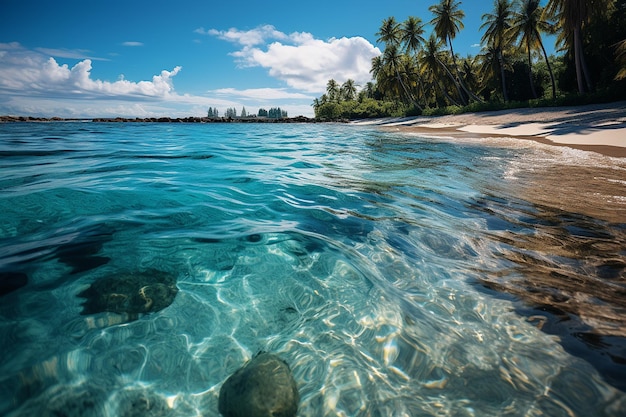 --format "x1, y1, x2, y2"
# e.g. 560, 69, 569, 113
0, 122, 625, 416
